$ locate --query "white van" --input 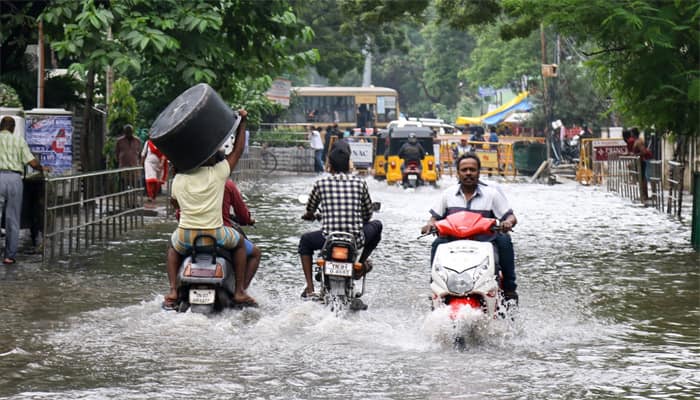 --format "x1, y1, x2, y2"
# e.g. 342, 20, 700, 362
386, 117, 458, 135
